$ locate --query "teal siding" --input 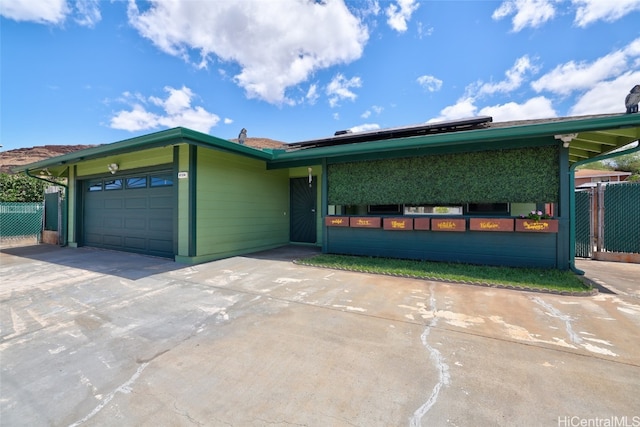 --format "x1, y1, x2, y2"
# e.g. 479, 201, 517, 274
326, 227, 558, 269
